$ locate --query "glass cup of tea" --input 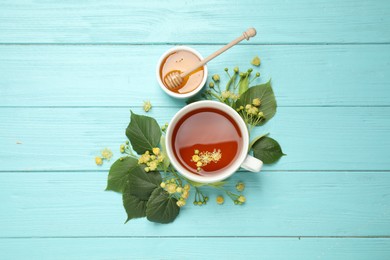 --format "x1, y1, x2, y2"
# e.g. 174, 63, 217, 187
156, 46, 208, 99
165, 100, 263, 183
